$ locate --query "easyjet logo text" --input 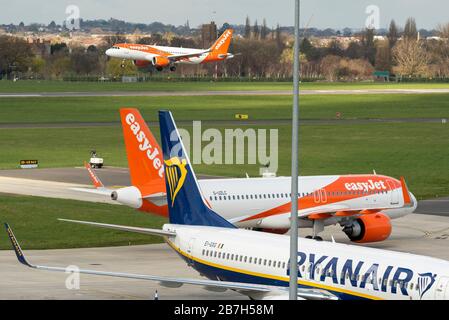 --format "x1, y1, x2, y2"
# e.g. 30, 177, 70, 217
344, 180, 387, 192
214, 30, 232, 50
126, 113, 164, 178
